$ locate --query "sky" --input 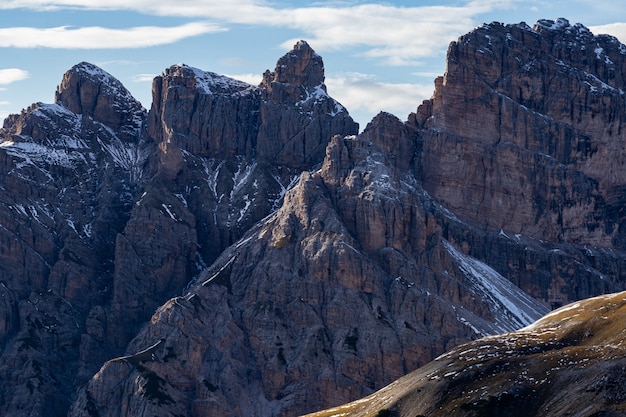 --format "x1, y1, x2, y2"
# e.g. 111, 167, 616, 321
1, 1, 626, 130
